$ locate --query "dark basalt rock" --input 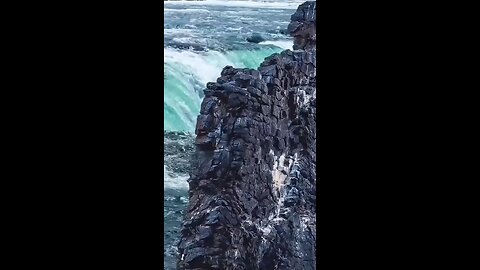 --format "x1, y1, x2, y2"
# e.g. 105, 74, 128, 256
279, 28, 289, 35
178, 2, 316, 270
288, 1, 316, 51
246, 33, 266, 44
